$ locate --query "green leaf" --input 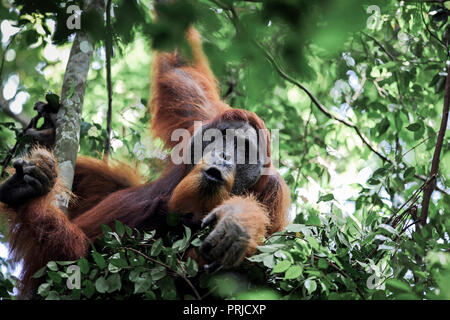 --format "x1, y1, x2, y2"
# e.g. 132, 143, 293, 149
143, 230, 156, 241
108, 232, 122, 245
404, 167, 415, 180
305, 236, 319, 251
115, 220, 125, 237
257, 244, 286, 253
367, 178, 380, 185
246, 253, 270, 263
406, 123, 421, 132
56, 260, 76, 266
92, 251, 107, 269
284, 265, 303, 280
183, 225, 192, 241
271, 260, 292, 274
317, 258, 328, 269
106, 273, 122, 293
151, 238, 163, 256
379, 224, 397, 235
110, 258, 128, 269
305, 213, 322, 226
47, 261, 58, 271
285, 224, 303, 232
318, 194, 334, 202
48, 271, 62, 284
305, 279, 317, 294
172, 239, 184, 251
95, 277, 108, 293
32, 266, 47, 279
46, 291, 60, 300
191, 238, 202, 247
186, 258, 198, 277
376, 117, 390, 136
373, 167, 388, 177
78, 258, 90, 275
125, 225, 133, 237
150, 266, 167, 281
386, 279, 412, 293
37, 283, 51, 297
108, 262, 121, 273
82, 280, 95, 298
263, 254, 275, 268
134, 273, 152, 294
129, 270, 141, 282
